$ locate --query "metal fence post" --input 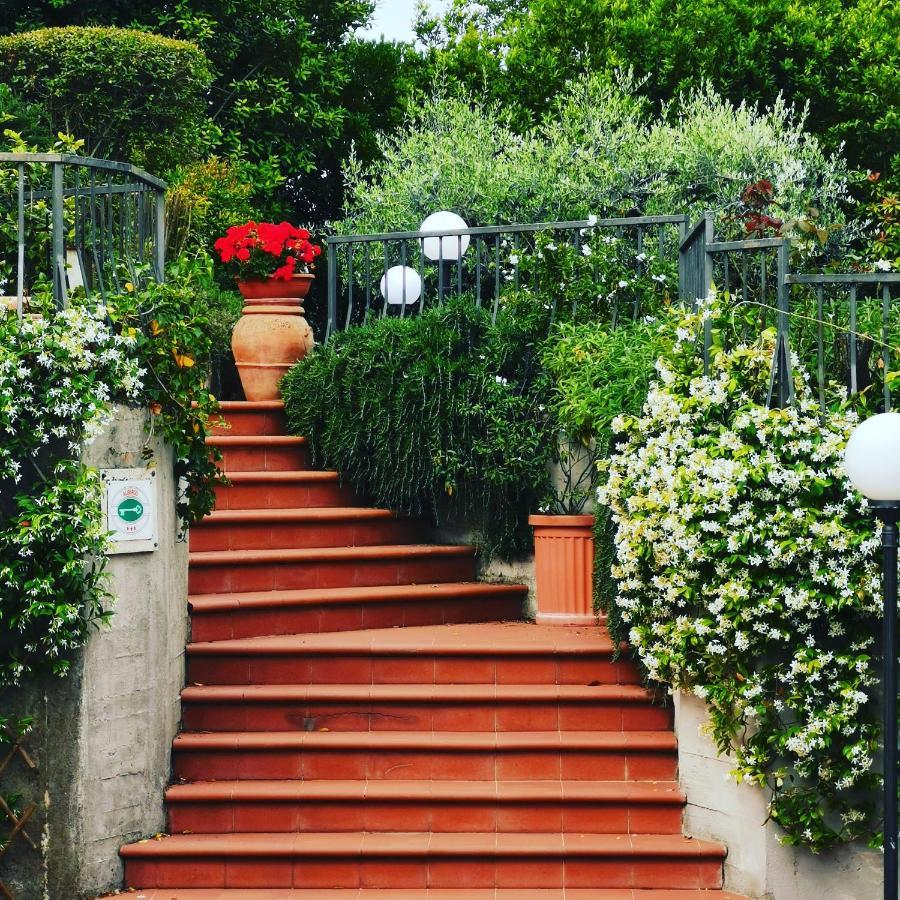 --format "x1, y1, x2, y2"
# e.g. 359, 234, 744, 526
326, 239, 338, 342
155, 188, 166, 283
51, 162, 66, 309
